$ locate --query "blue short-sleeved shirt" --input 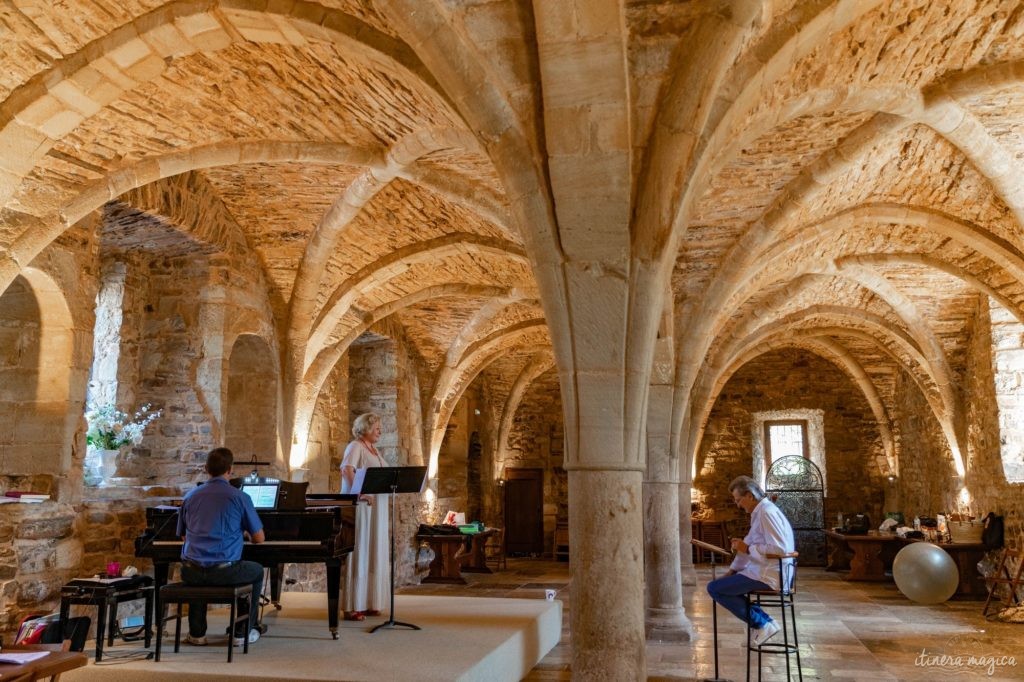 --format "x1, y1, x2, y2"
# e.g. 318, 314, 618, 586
177, 478, 263, 565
